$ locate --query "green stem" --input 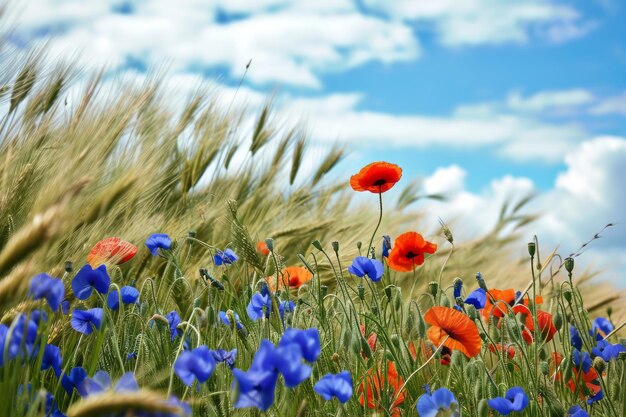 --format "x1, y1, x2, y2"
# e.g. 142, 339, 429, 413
366, 188, 383, 258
